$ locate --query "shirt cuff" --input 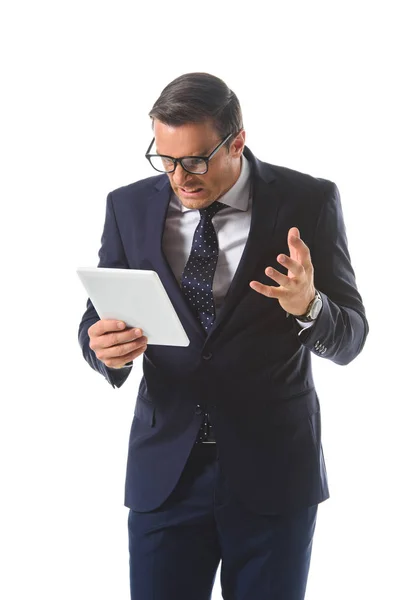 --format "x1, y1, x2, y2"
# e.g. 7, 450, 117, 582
296, 319, 316, 336
108, 361, 133, 370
